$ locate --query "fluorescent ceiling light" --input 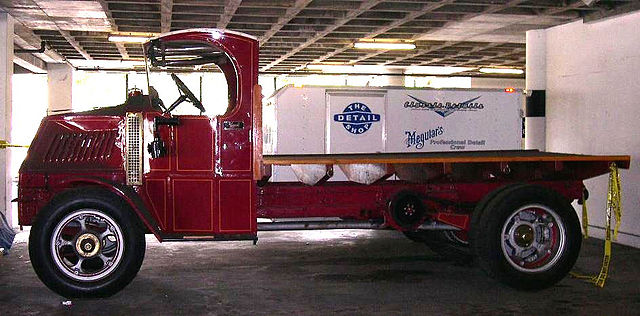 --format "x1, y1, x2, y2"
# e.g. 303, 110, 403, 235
354, 41, 415, 50
69, 59, 146, 69
108, 35, 150, 43
306, 64, 392, 74
307, 64, 475, 75
479, 68, 524, 74
305, 64, 345, 70
405, 66, 475, 75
